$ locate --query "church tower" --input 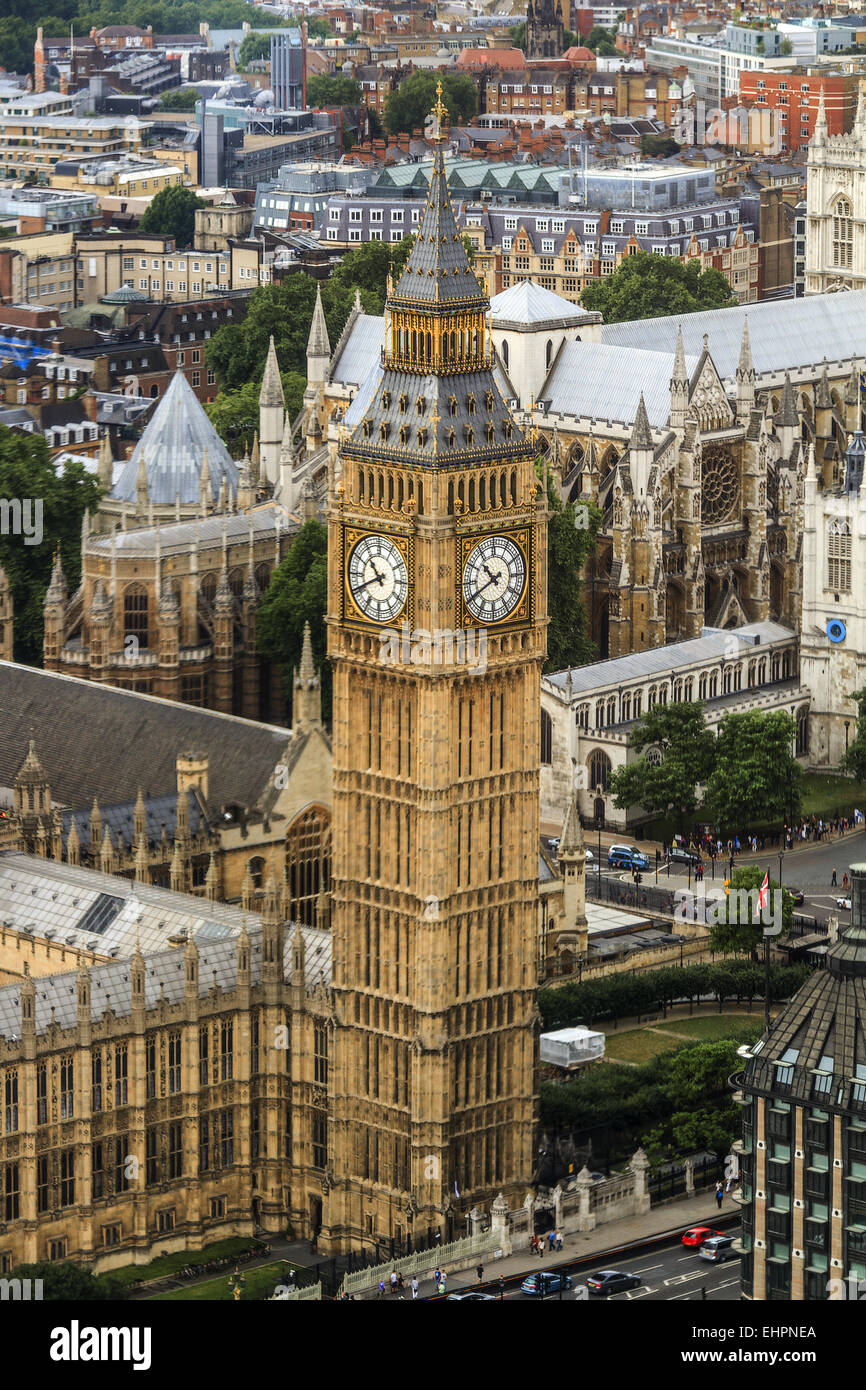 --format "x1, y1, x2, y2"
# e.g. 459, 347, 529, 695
525, 0, 564, 59
323, 86, 545, 1253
